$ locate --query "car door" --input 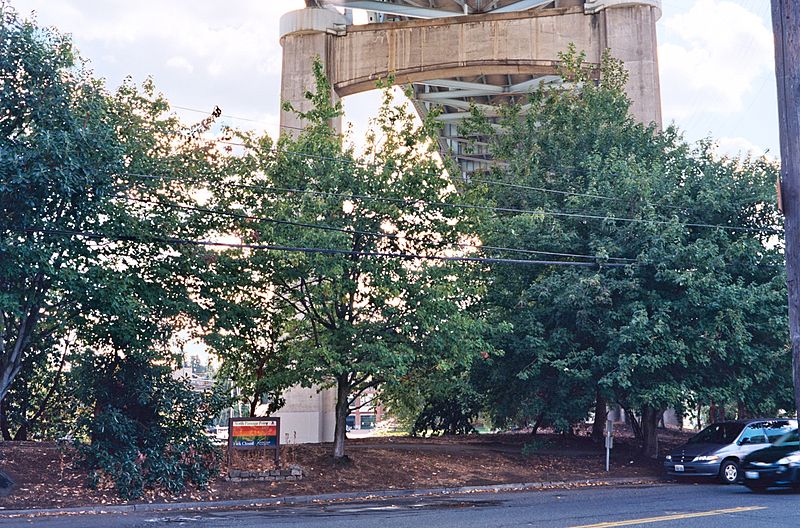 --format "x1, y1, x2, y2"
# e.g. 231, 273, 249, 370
735, 422, 770, 458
